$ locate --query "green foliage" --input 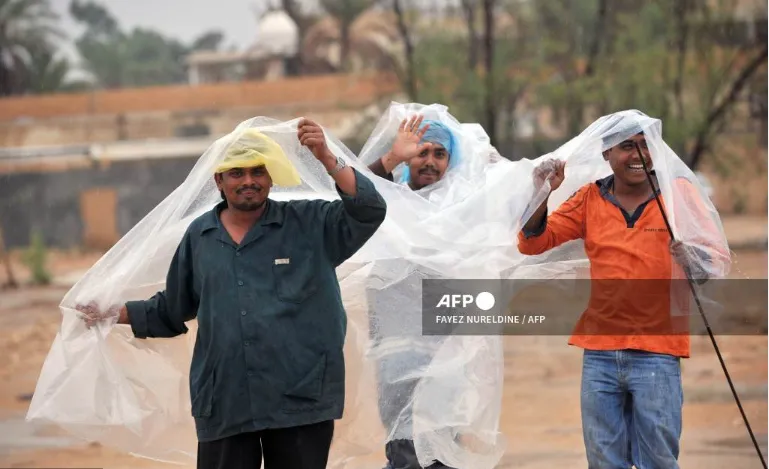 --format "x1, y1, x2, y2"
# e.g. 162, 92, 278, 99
69, 0, 225, 88
0, 0, 65, 95
408, 0, 766, 166
23, 43, 71, 93
22, 231, 51, 285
